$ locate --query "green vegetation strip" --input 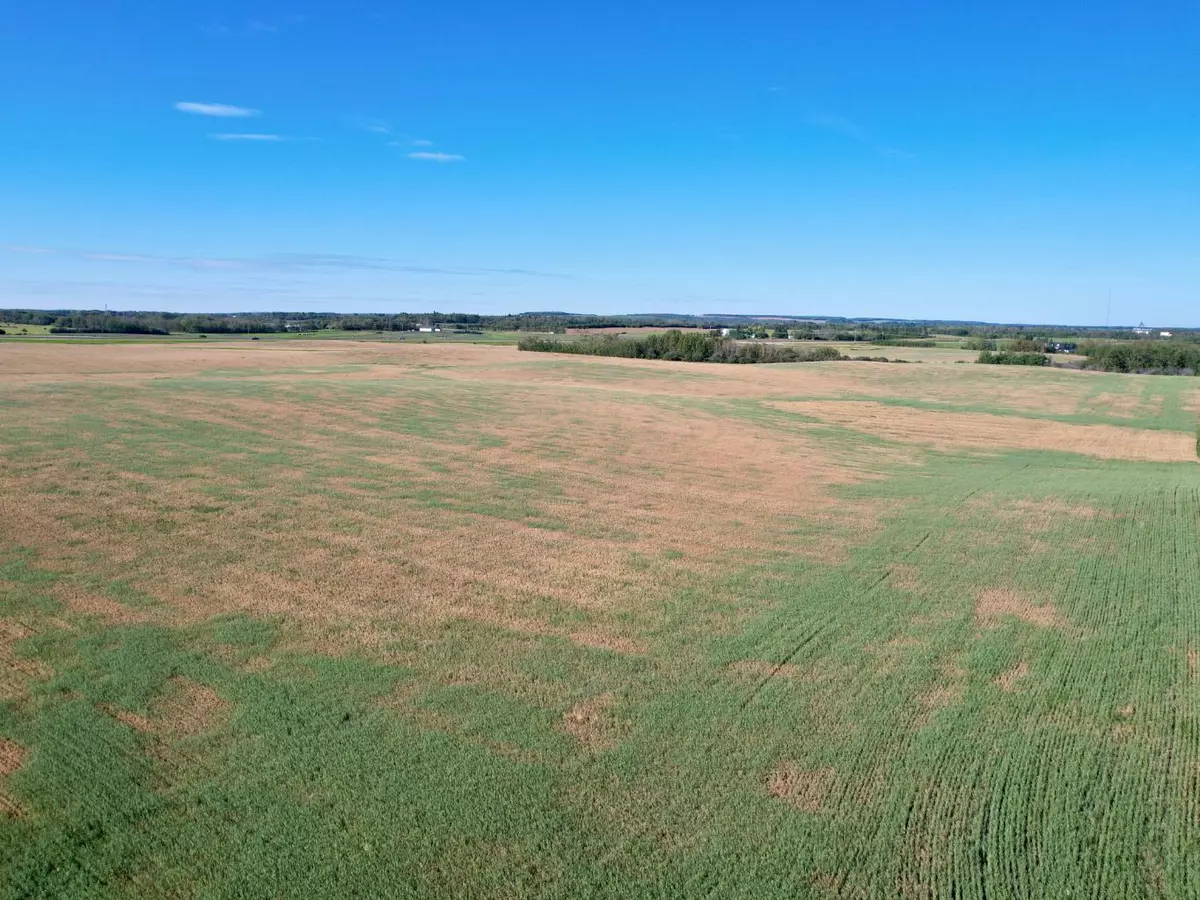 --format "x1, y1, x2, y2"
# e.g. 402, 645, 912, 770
519, 330, 846, 364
